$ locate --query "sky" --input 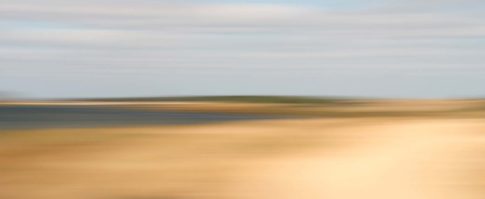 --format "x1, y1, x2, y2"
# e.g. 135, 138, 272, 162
1, 0, 485, 99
